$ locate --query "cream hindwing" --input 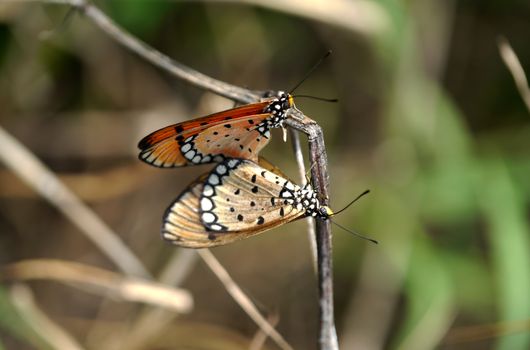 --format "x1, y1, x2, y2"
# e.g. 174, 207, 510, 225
199, 158, 326, 233
161, 158, 329, 248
